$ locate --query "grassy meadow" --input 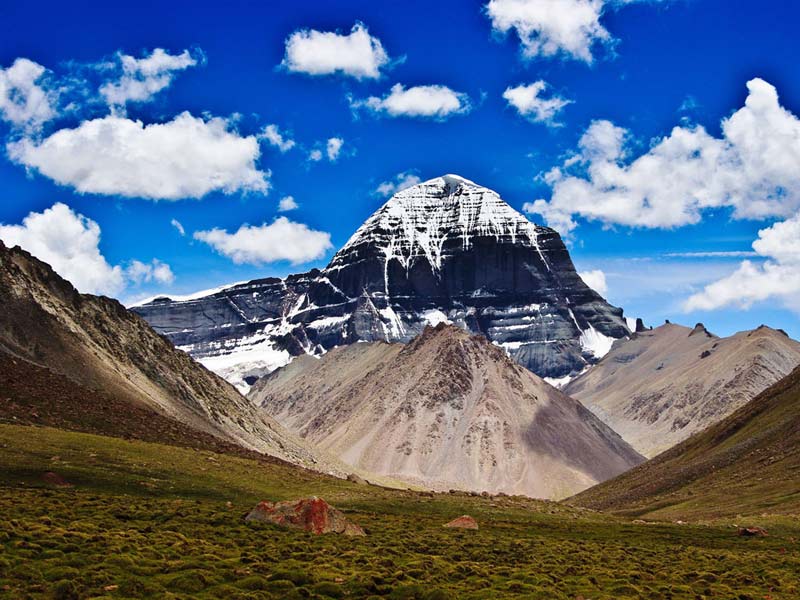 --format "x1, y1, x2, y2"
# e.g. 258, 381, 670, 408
0, 424, 798, 599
